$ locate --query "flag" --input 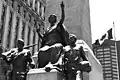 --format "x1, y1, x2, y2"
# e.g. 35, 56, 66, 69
107, 28, 113, 39
94, 39, 100, 46
100, 34, 106, 41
